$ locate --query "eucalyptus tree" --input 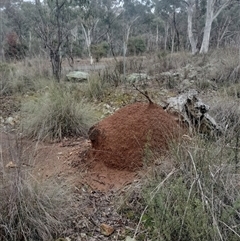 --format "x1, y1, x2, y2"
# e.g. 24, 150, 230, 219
199, 0, 239, 53
153, 0, 186, 52
93, 0, 122, 59
32, 0, 87, 81
184, 0, 199, 54
120, 0, 154, 54
74, 0, 113, 64
210, 3, 240, 48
